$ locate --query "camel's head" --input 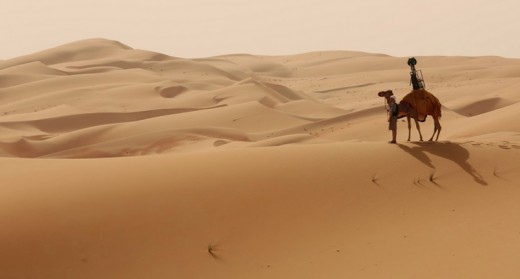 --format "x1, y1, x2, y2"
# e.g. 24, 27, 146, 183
377, 90, 394, 98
